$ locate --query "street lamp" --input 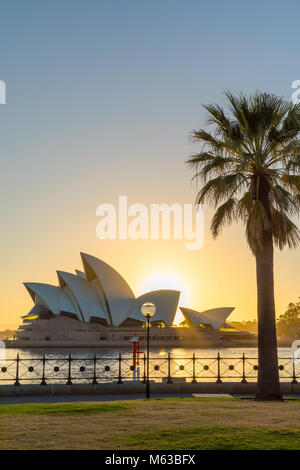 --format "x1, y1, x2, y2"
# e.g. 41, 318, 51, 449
141, 302, 156, 398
